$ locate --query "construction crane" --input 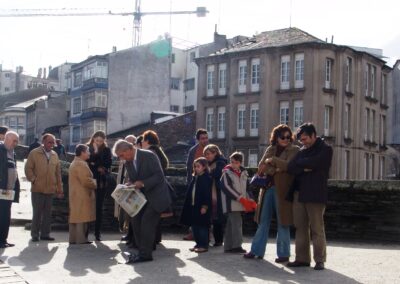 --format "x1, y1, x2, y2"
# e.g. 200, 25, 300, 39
0, 0, 208, 46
